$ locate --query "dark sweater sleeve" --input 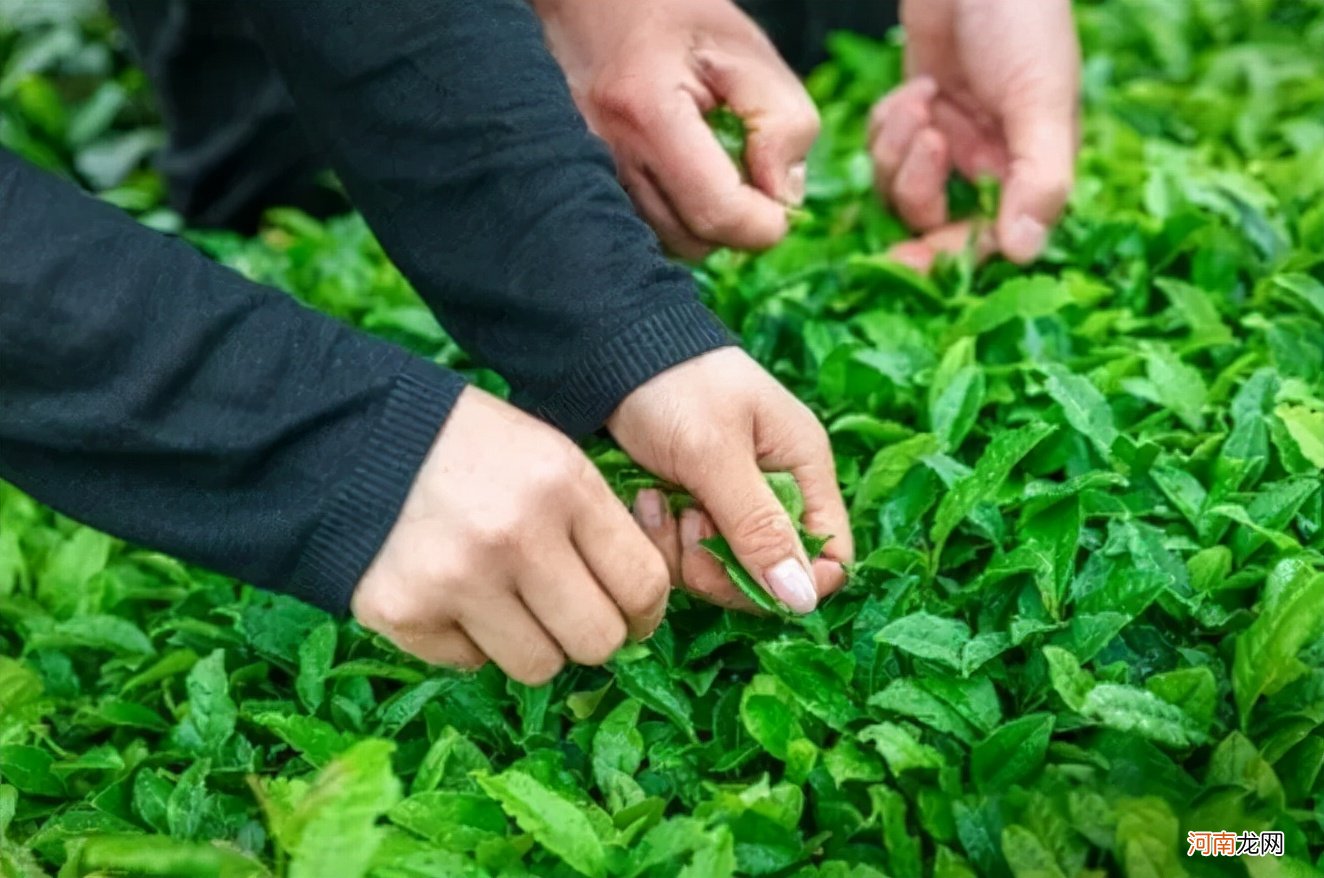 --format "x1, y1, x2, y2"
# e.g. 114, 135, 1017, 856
0, 149, 465, 614
241, 0, 734, 437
